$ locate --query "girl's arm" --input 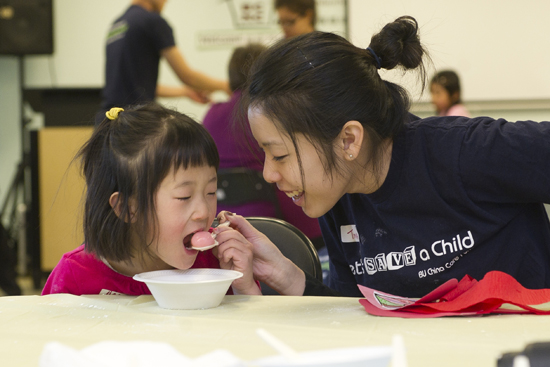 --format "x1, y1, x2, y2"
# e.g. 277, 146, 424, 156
216, 213, 306, 296
213, 226, 262, 295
